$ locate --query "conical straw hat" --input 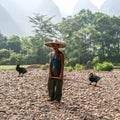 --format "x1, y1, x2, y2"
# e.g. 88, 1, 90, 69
44, 39, 66, 48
